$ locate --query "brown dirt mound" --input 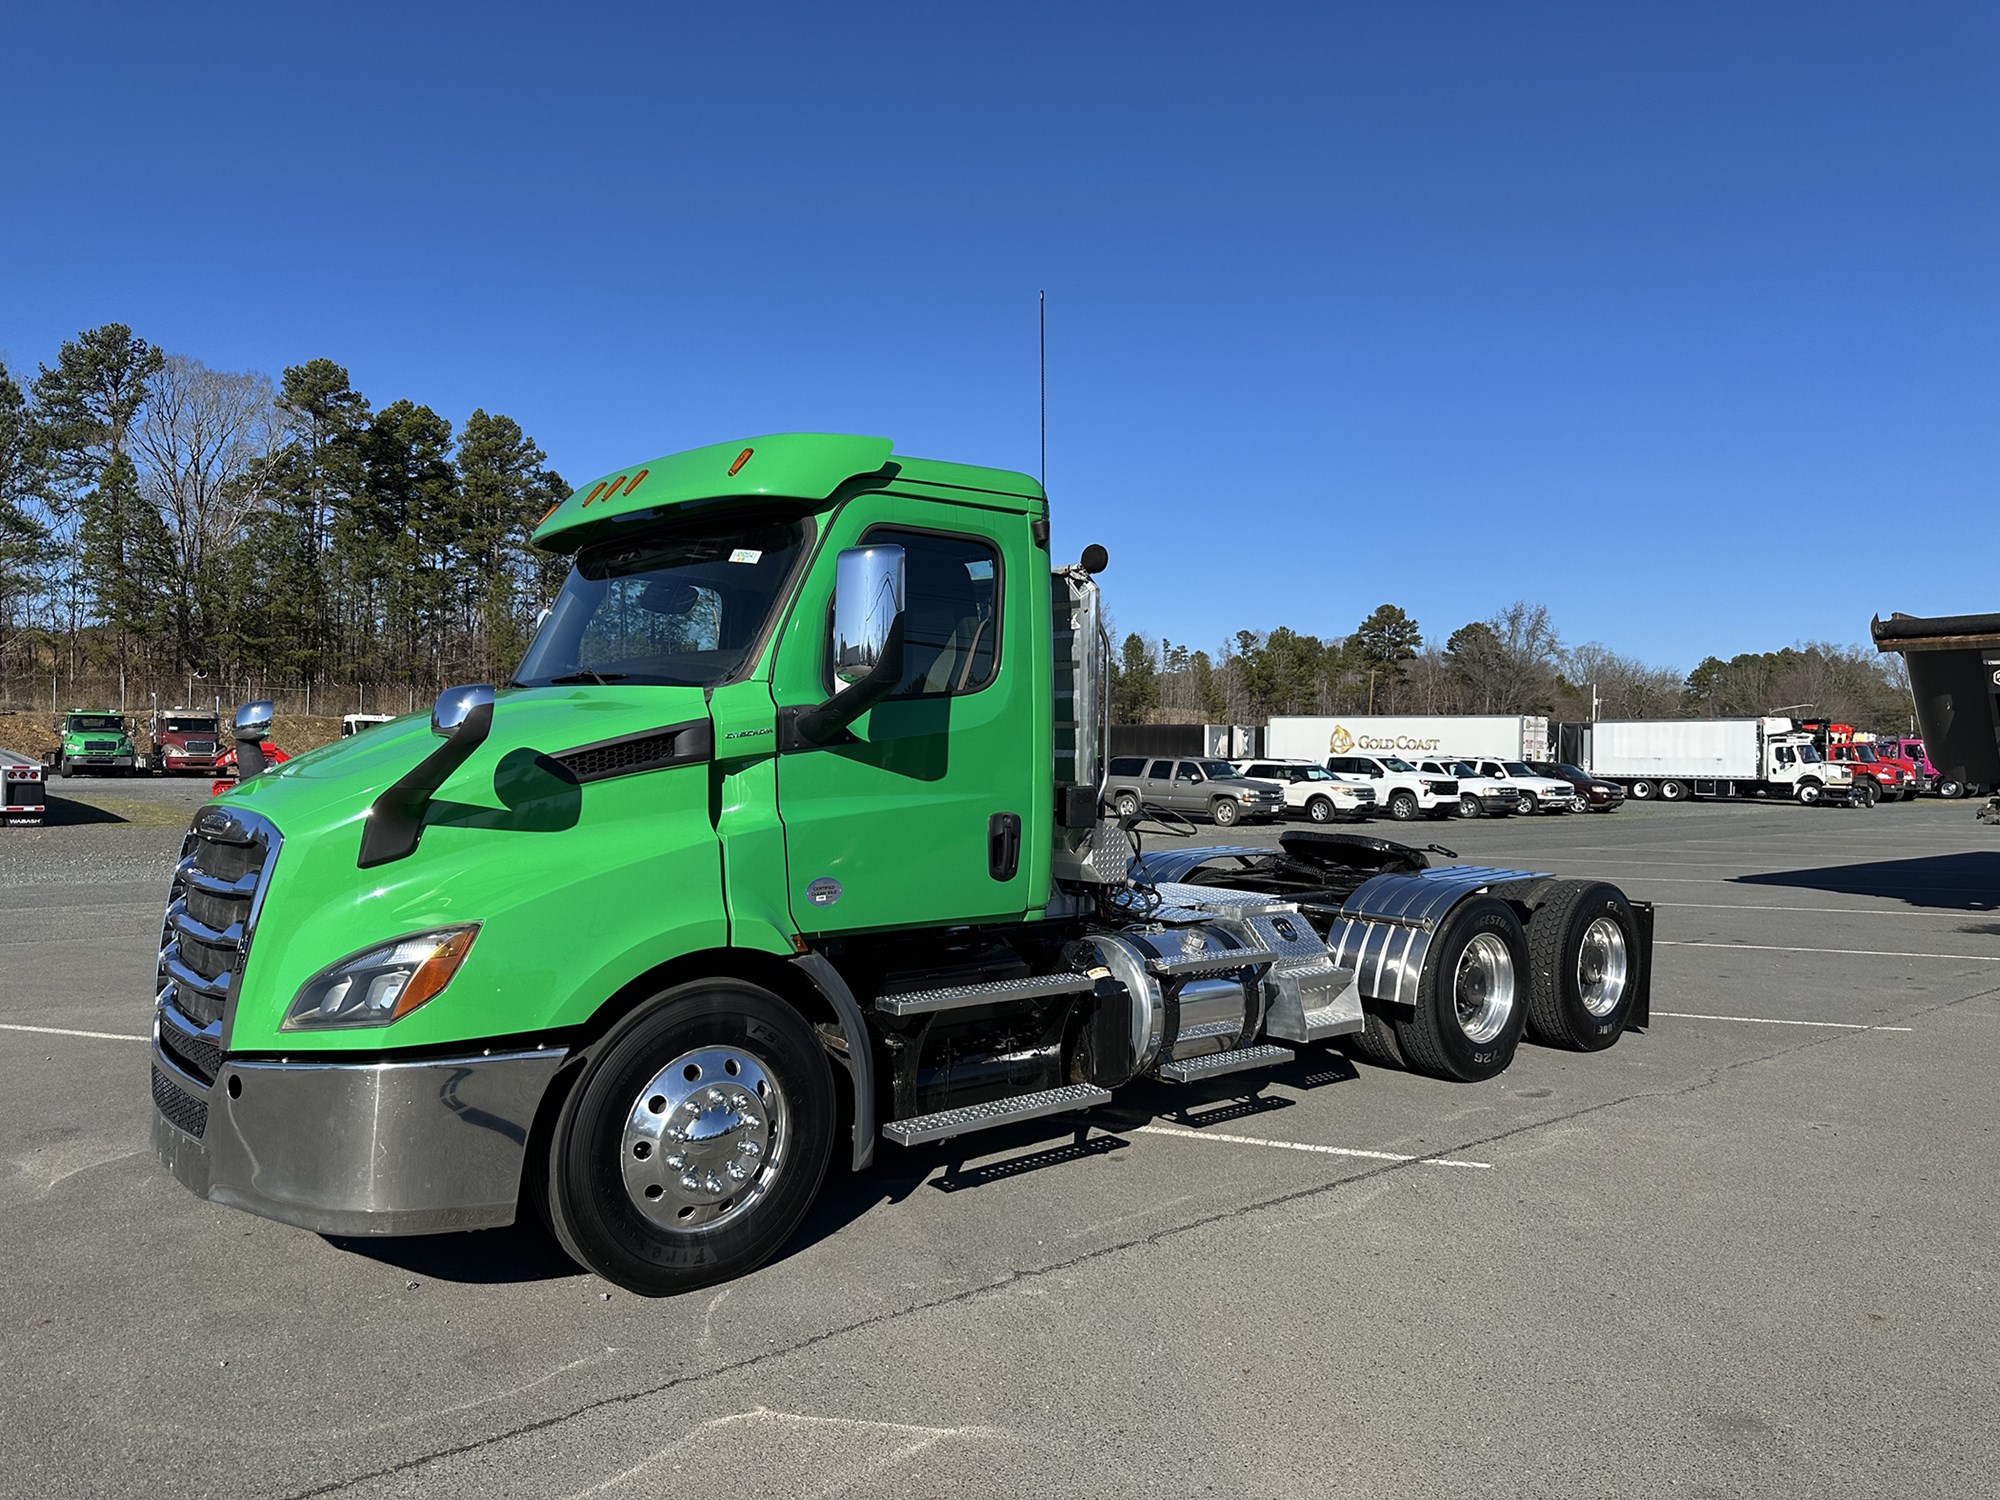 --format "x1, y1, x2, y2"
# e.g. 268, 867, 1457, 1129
0, 712, 347, 761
